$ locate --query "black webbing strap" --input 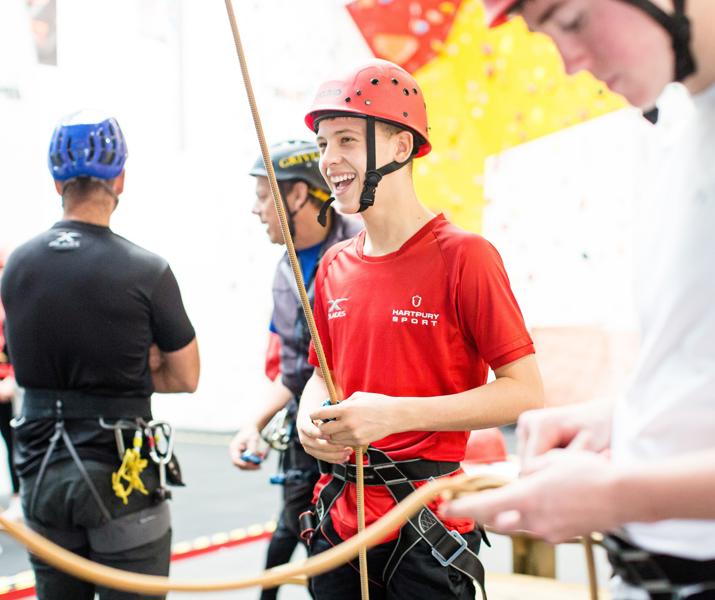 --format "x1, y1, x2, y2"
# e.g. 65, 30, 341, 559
364, 447, 487, 599
320, 456, 460, 485
622, 0, 695, 82
313, 461, 348, 530
23, 389, 152, 420
603, 535, 715, 600
61, 425, 112, 521
312, 450, 486, 598
28, 419, 112, 523
359, 117, 411, 213
28, 421, 63, 521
